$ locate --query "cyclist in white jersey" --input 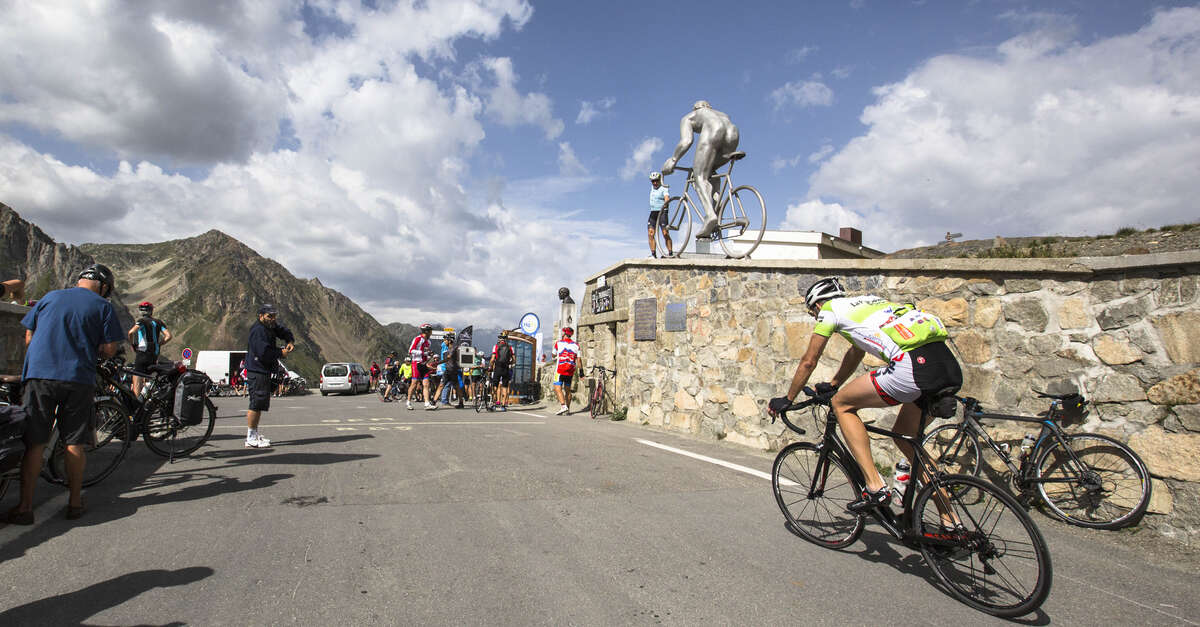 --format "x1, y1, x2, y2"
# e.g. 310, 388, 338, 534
768, 277, 963, 513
